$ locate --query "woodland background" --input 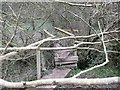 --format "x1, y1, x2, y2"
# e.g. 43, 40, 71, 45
0, 2, 120, 89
